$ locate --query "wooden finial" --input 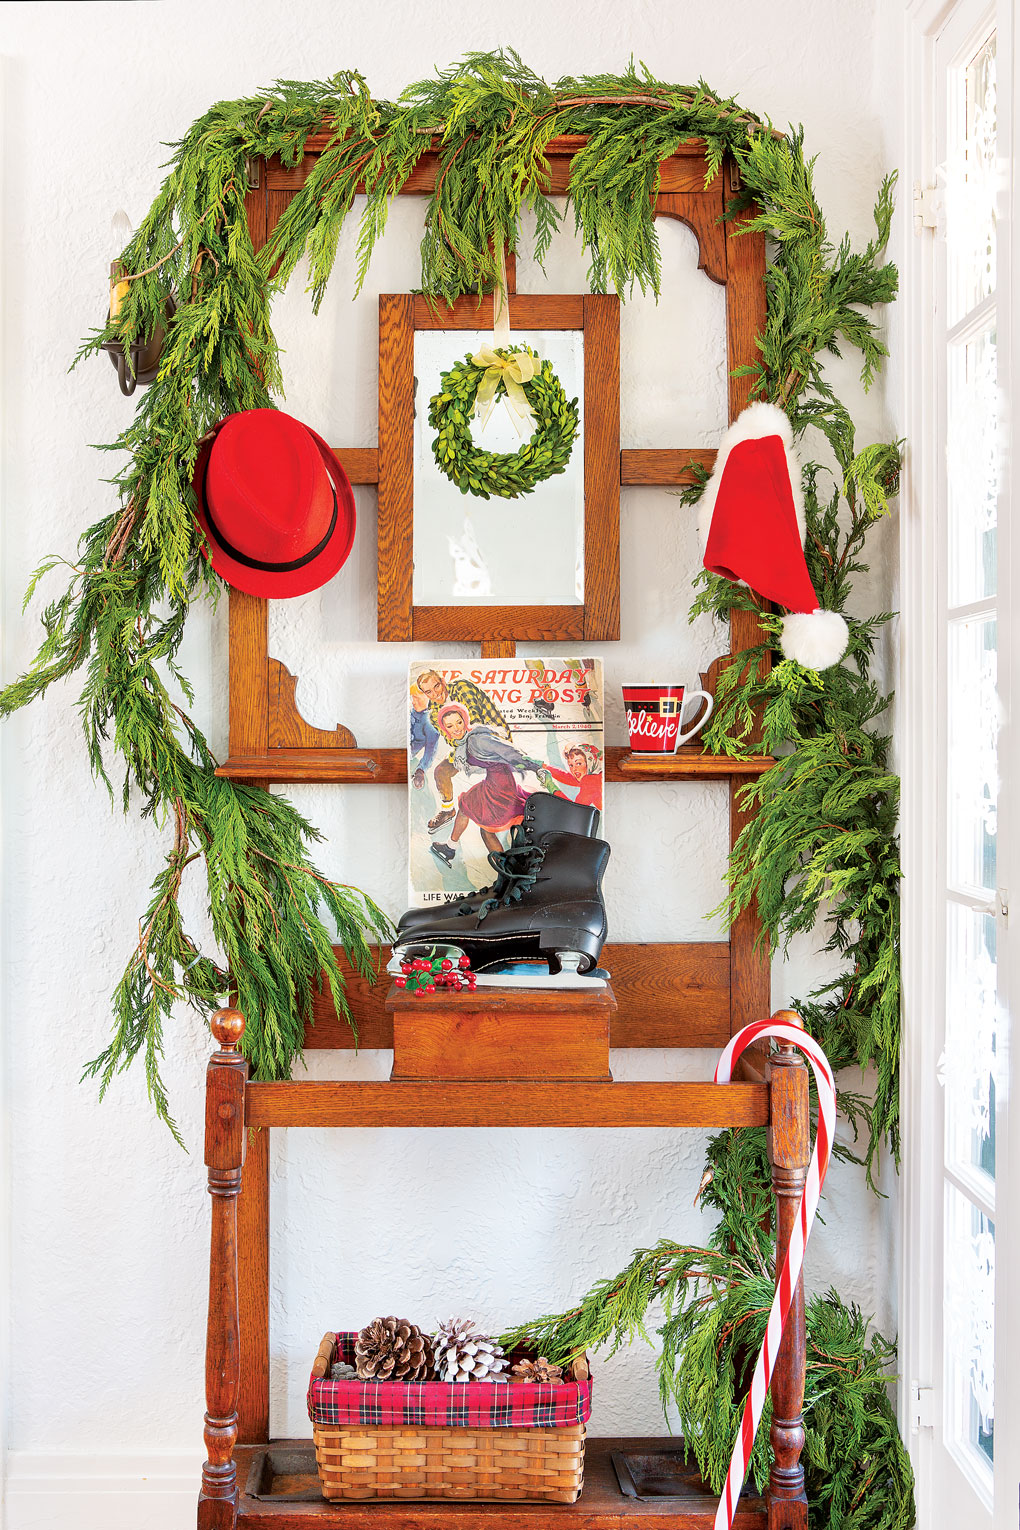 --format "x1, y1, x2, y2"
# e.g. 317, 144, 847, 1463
211, 1008, 245, 1049
773, 1009, 804, 1029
